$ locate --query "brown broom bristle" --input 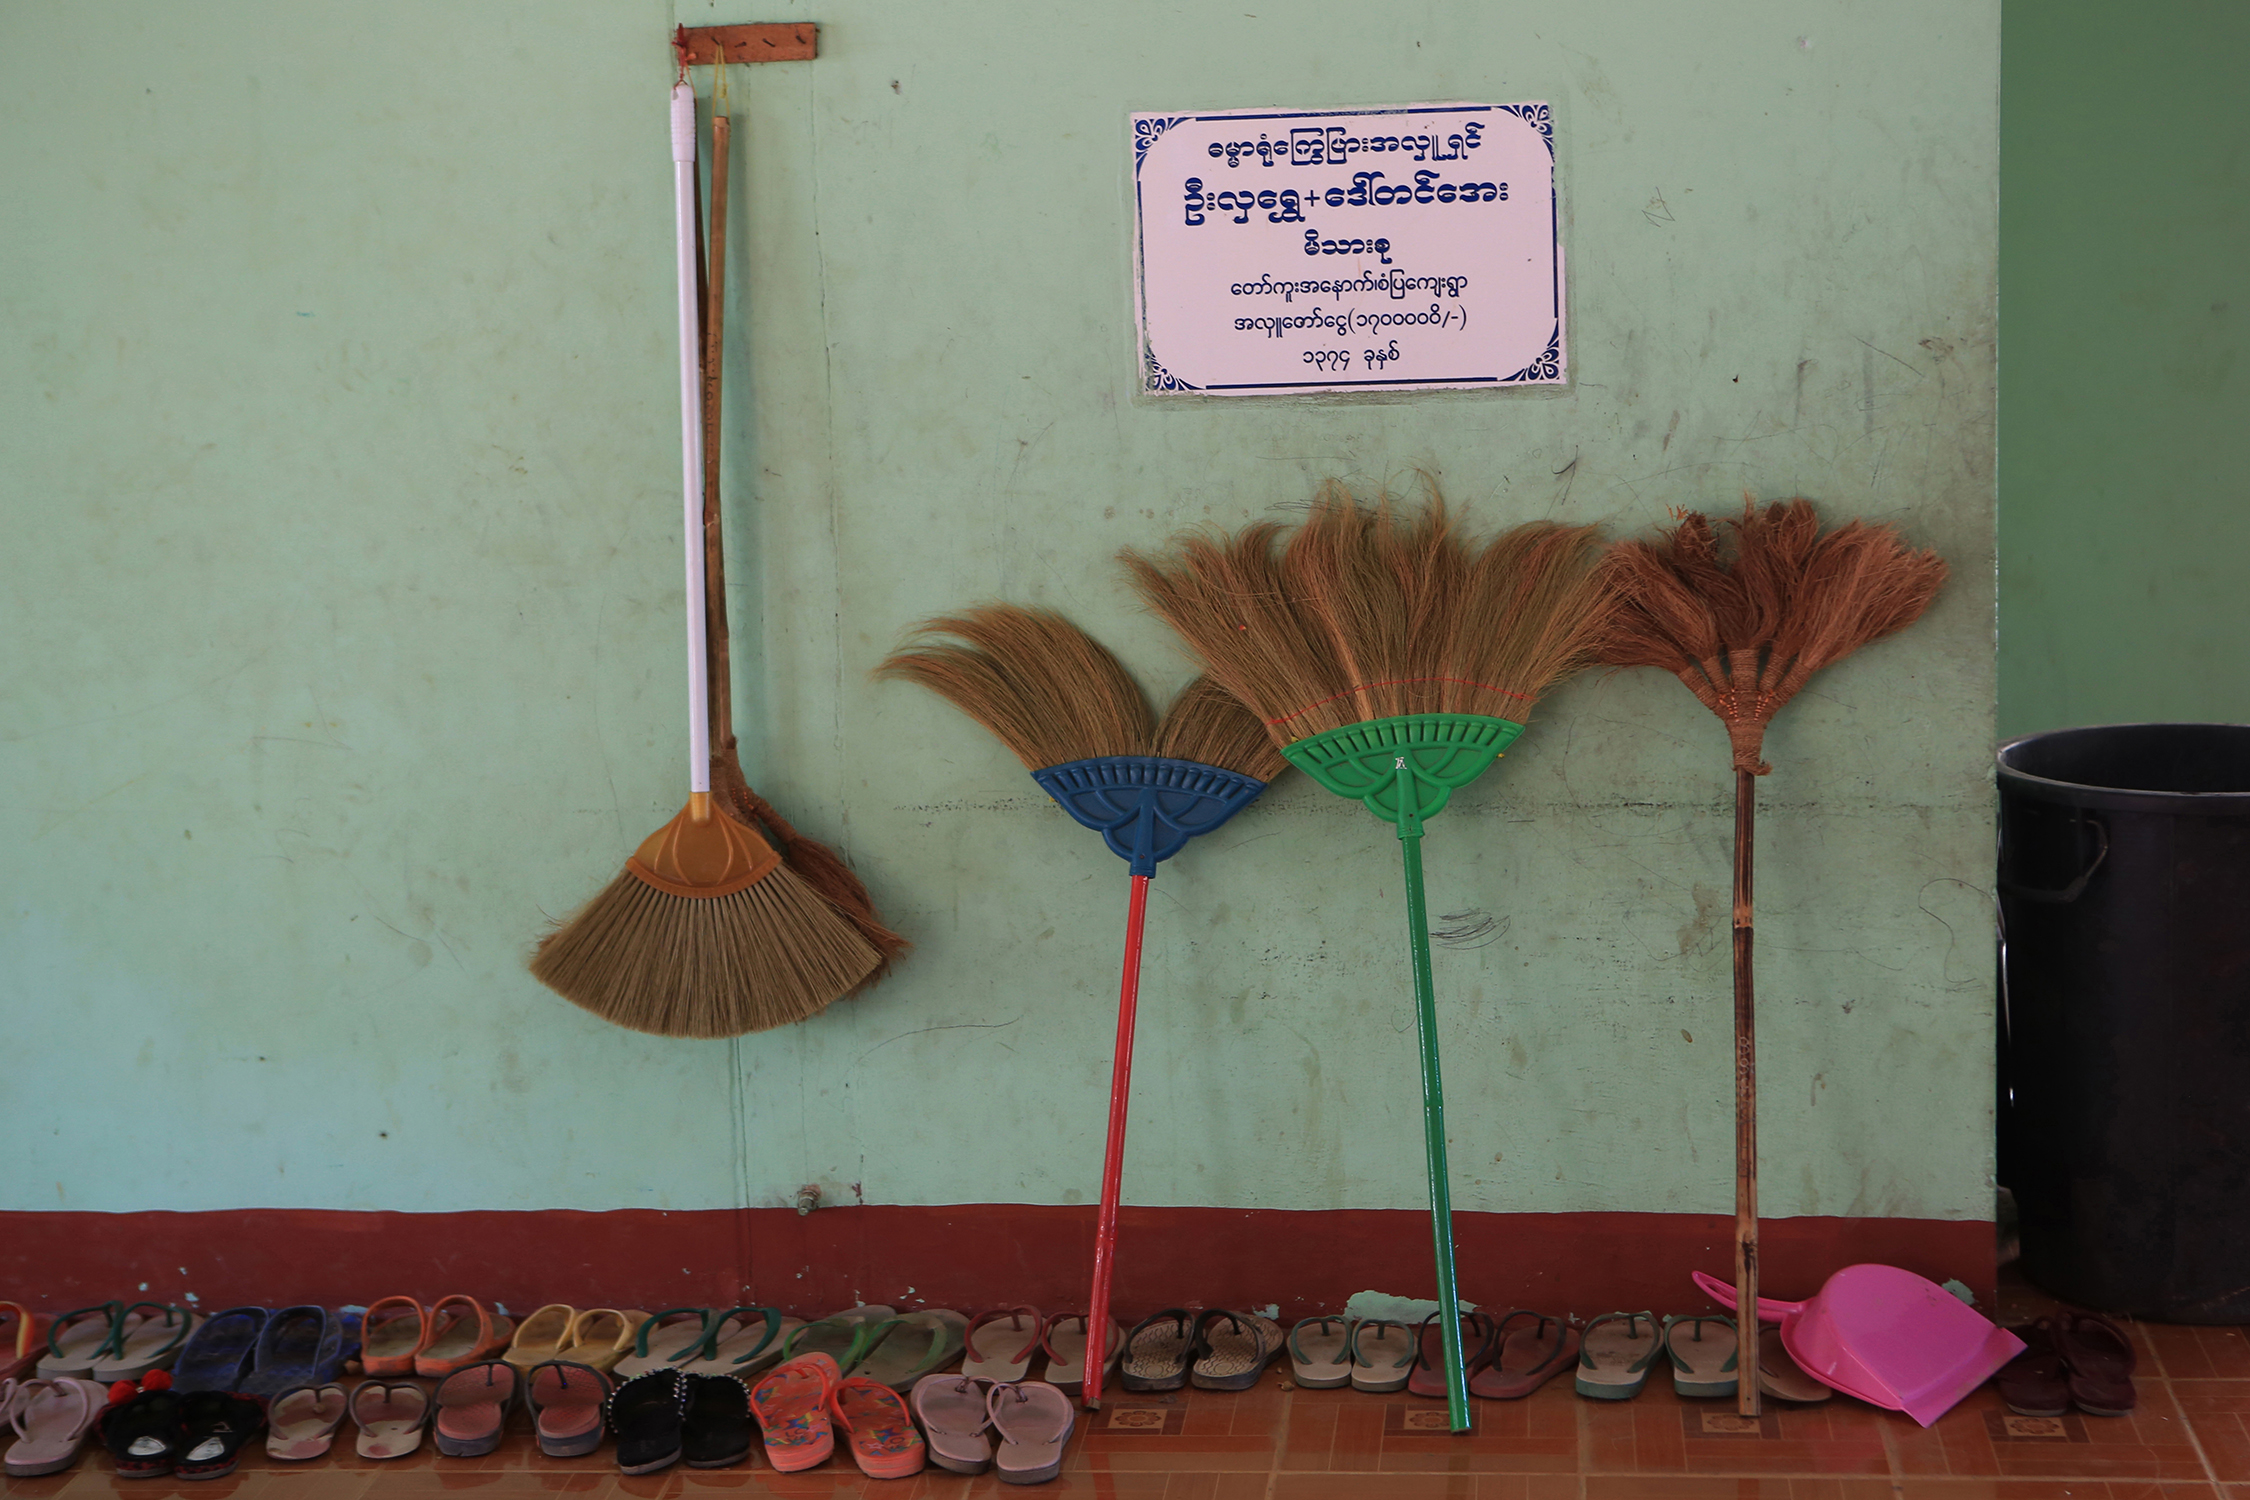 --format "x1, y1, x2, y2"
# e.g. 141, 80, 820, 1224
1153, 675, 1290, 781
532, 857, 884, 1038
875, 604, 1156, 768
531, 799, 882, 1037
1597, 497, 1948, 772
1123, 483, 1614, 748
710, 744, 911, 977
